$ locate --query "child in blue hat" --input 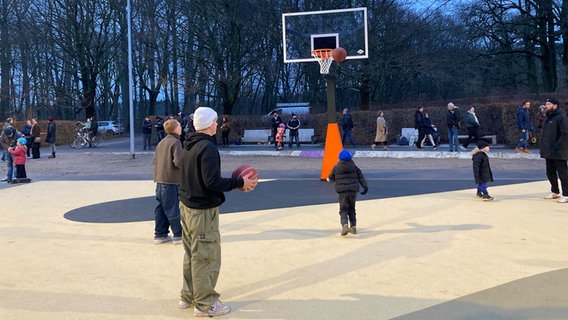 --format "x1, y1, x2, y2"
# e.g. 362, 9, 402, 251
328, 150, 368, 236
8, 137, 28, 180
